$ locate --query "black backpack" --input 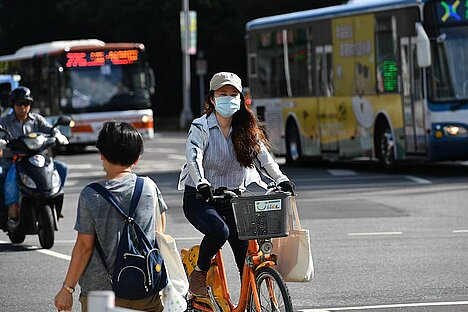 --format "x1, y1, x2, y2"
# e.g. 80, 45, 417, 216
88, 177, 168, 300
